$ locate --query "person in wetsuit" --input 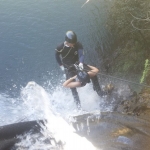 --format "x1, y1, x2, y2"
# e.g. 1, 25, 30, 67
55, 30, 103, 109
